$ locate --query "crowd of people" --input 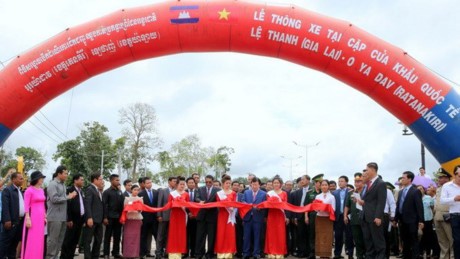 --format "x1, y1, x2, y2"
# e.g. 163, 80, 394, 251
0, 162, 459, 259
